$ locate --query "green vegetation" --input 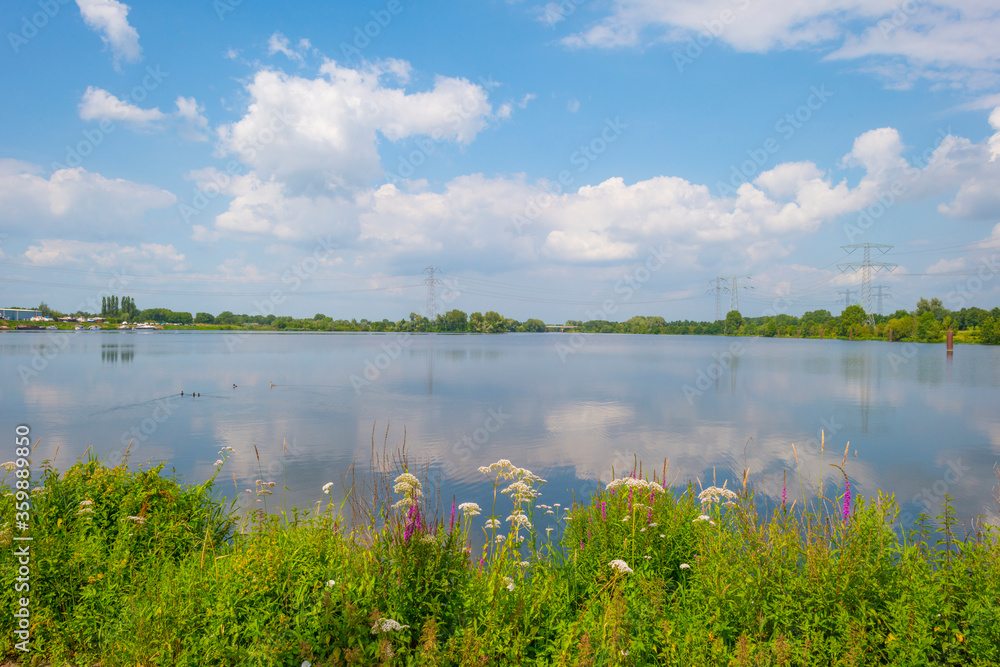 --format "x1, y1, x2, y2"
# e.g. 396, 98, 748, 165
3, 446, 1000, 665
6, 295, 1000, 344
